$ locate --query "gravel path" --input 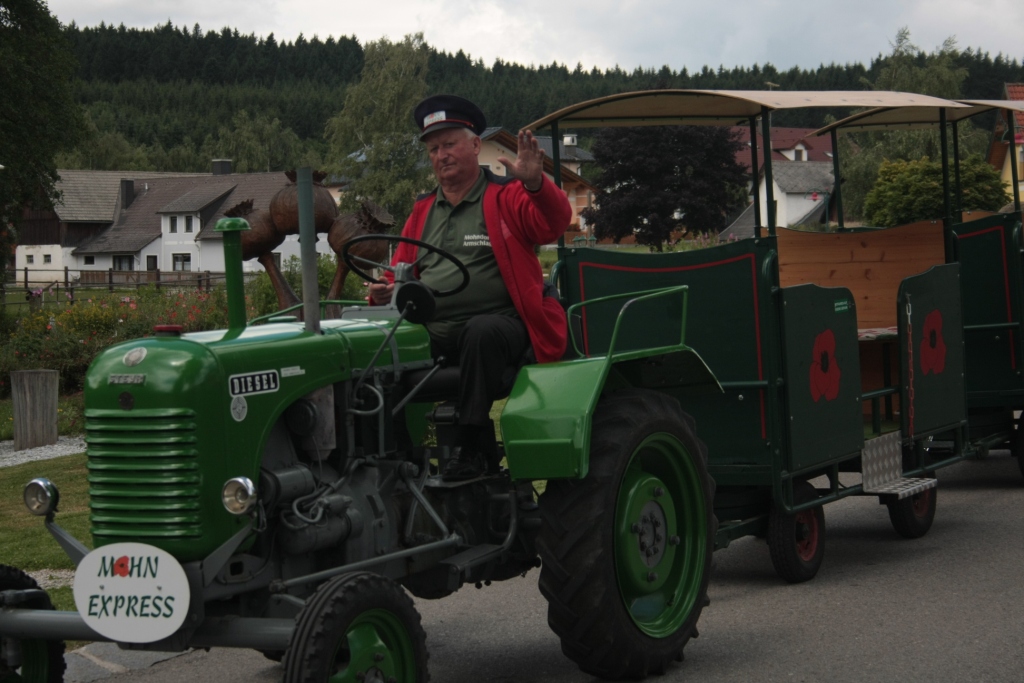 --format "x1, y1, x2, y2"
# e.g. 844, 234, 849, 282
0, 436, 87, 468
